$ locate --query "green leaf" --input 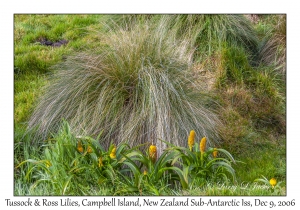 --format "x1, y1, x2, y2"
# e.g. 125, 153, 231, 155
216, 148, 236, 164
121, 155, 141, 178
165, 166, 189, 189
103, 165, 116, 184
62, 175, 74, 195
15, 159, 39, 168
145, 184, 160, 195
254, 175, 270, 185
